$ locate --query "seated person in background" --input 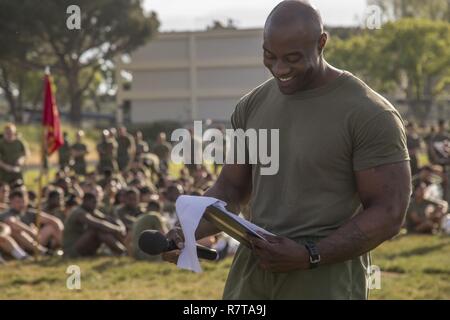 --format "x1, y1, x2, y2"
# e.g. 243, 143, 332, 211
212, 234, 240, 261
114, 188, 144, 230
0, 123, 28, 185
0, 190, 62, 254
428, 119, 450, 167
138, 185, 155, 204
0, 221, 29, 260
0, 182, 9, 210
413, 165, 445, 201
152, 132, 171, 174
192, 165, 211, 190
63, 192, 126, 258
27, 190, 37, 209
161, 183, 184, 227
130, 211, 167, 261
406, 121, 423, 176
64, 193, 80, 219
406, 183, 448, 234
44, 188, 66, 222
97, 169, 115, 189
70, 130, 88, 176
101, 180, 118, 216
53, 177, 72, 197
134, 130, 149, 162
